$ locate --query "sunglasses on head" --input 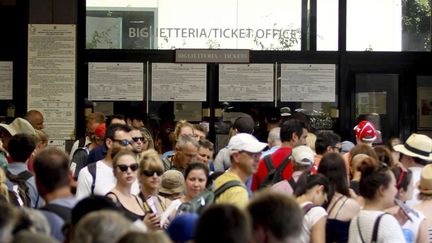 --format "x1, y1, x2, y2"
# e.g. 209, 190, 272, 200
132, 137, 147, 143
142, 169, 163, 177
116, 163, 139, 172
112, 138, 133, 147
